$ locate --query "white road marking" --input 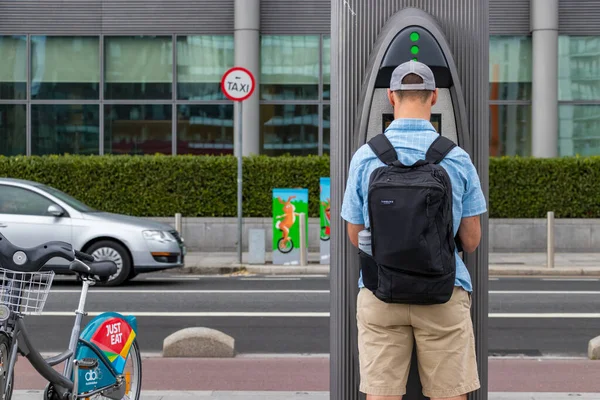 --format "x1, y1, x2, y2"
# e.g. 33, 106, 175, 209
489, 313, 600, 318
32, 311, 600, 318
542, 278, 599, 282
49, 289, 330, 294
241, 278, 302, 281
37, 311, 331, 317
490, 290, 600, 295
